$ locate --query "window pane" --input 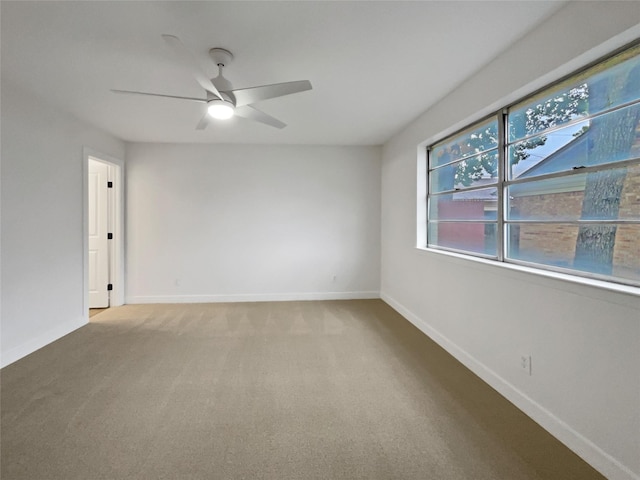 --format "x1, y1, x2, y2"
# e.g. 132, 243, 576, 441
430, 150, 499, 192
428, 222, 497, 256
430, 118, 498, 168
508, 120, 589, 179
507, 165, 640, 221
429, 188, 498, 221
506, 223, 640, 282
509, 102, 640, 180
509, 43, 640, 142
